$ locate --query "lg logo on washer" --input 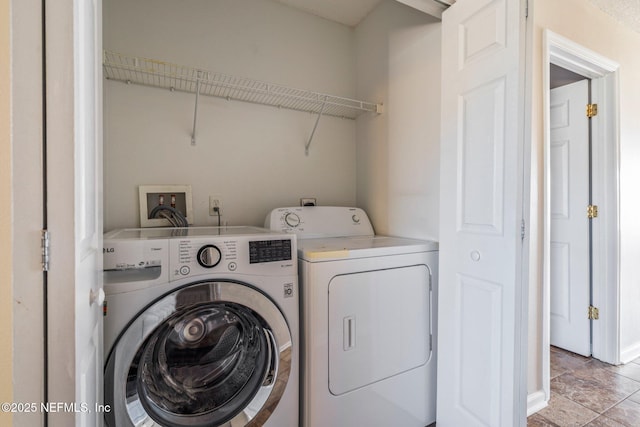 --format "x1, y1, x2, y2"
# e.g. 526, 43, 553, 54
103, 246, 163, 254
